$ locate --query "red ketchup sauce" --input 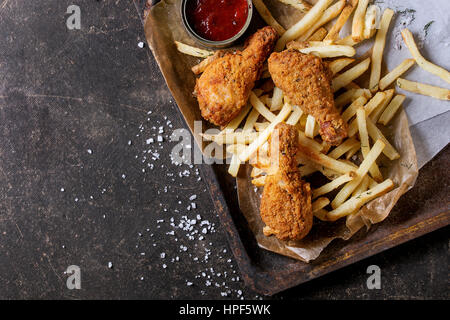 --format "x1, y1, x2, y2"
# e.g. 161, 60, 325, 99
186, 0, 249, 41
